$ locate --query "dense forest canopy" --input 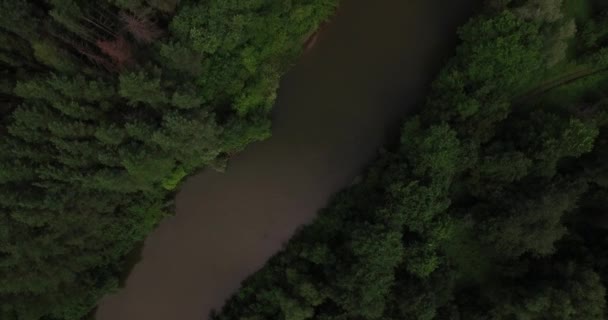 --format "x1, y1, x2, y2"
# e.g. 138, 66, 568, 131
214, 0, 608, 319
0, 0, 336, 319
